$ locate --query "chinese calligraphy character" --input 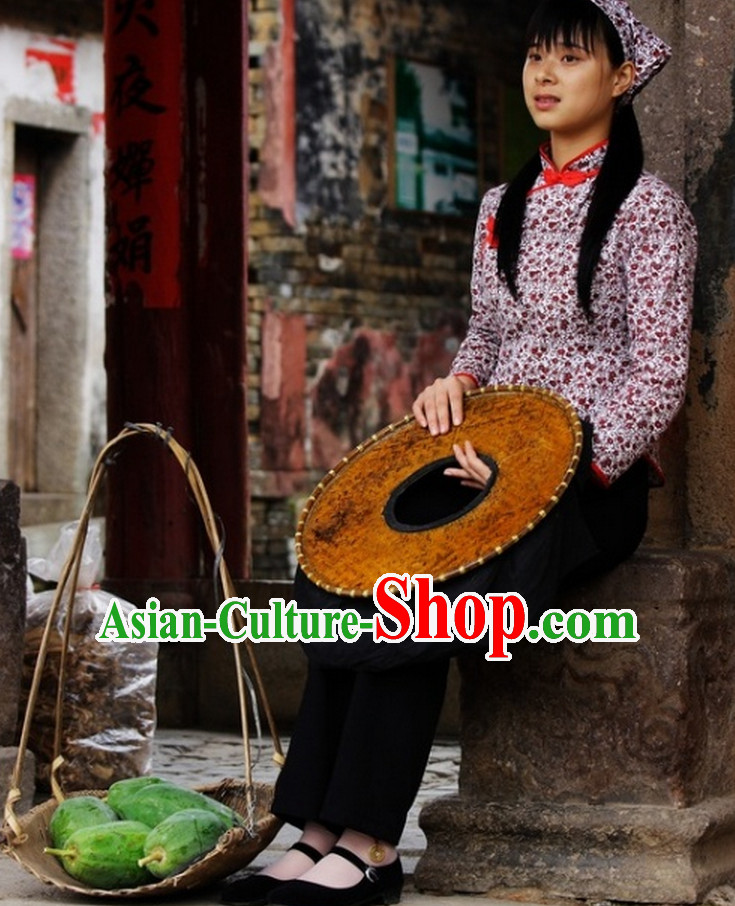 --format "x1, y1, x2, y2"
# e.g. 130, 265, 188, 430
113, 0, 159, 37
108, 214, 154, 276
111, 54, 166, 116
110, 140, 156, 202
